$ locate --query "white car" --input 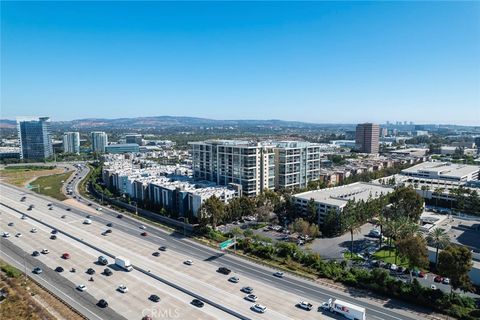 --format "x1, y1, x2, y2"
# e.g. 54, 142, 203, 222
2, 232, 10, 238
15, 233, 22, 238
139, 225, 146, 230
245, 294, 258, 302
83, 219, 92, 225
184, 260, 193, 266
443, 277, 450, 284
118, 285, 128, 293
31, 228, 38, 233
229, 276, 240, 283
273, 271, 284, 278
298, 301, 313, 311
21, 215, 27, 220
41, 249, 50, 254
251, 304, 267, 313
390, 264, 398, 271
96, 207, 102, 211
76, 284, 87, 292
